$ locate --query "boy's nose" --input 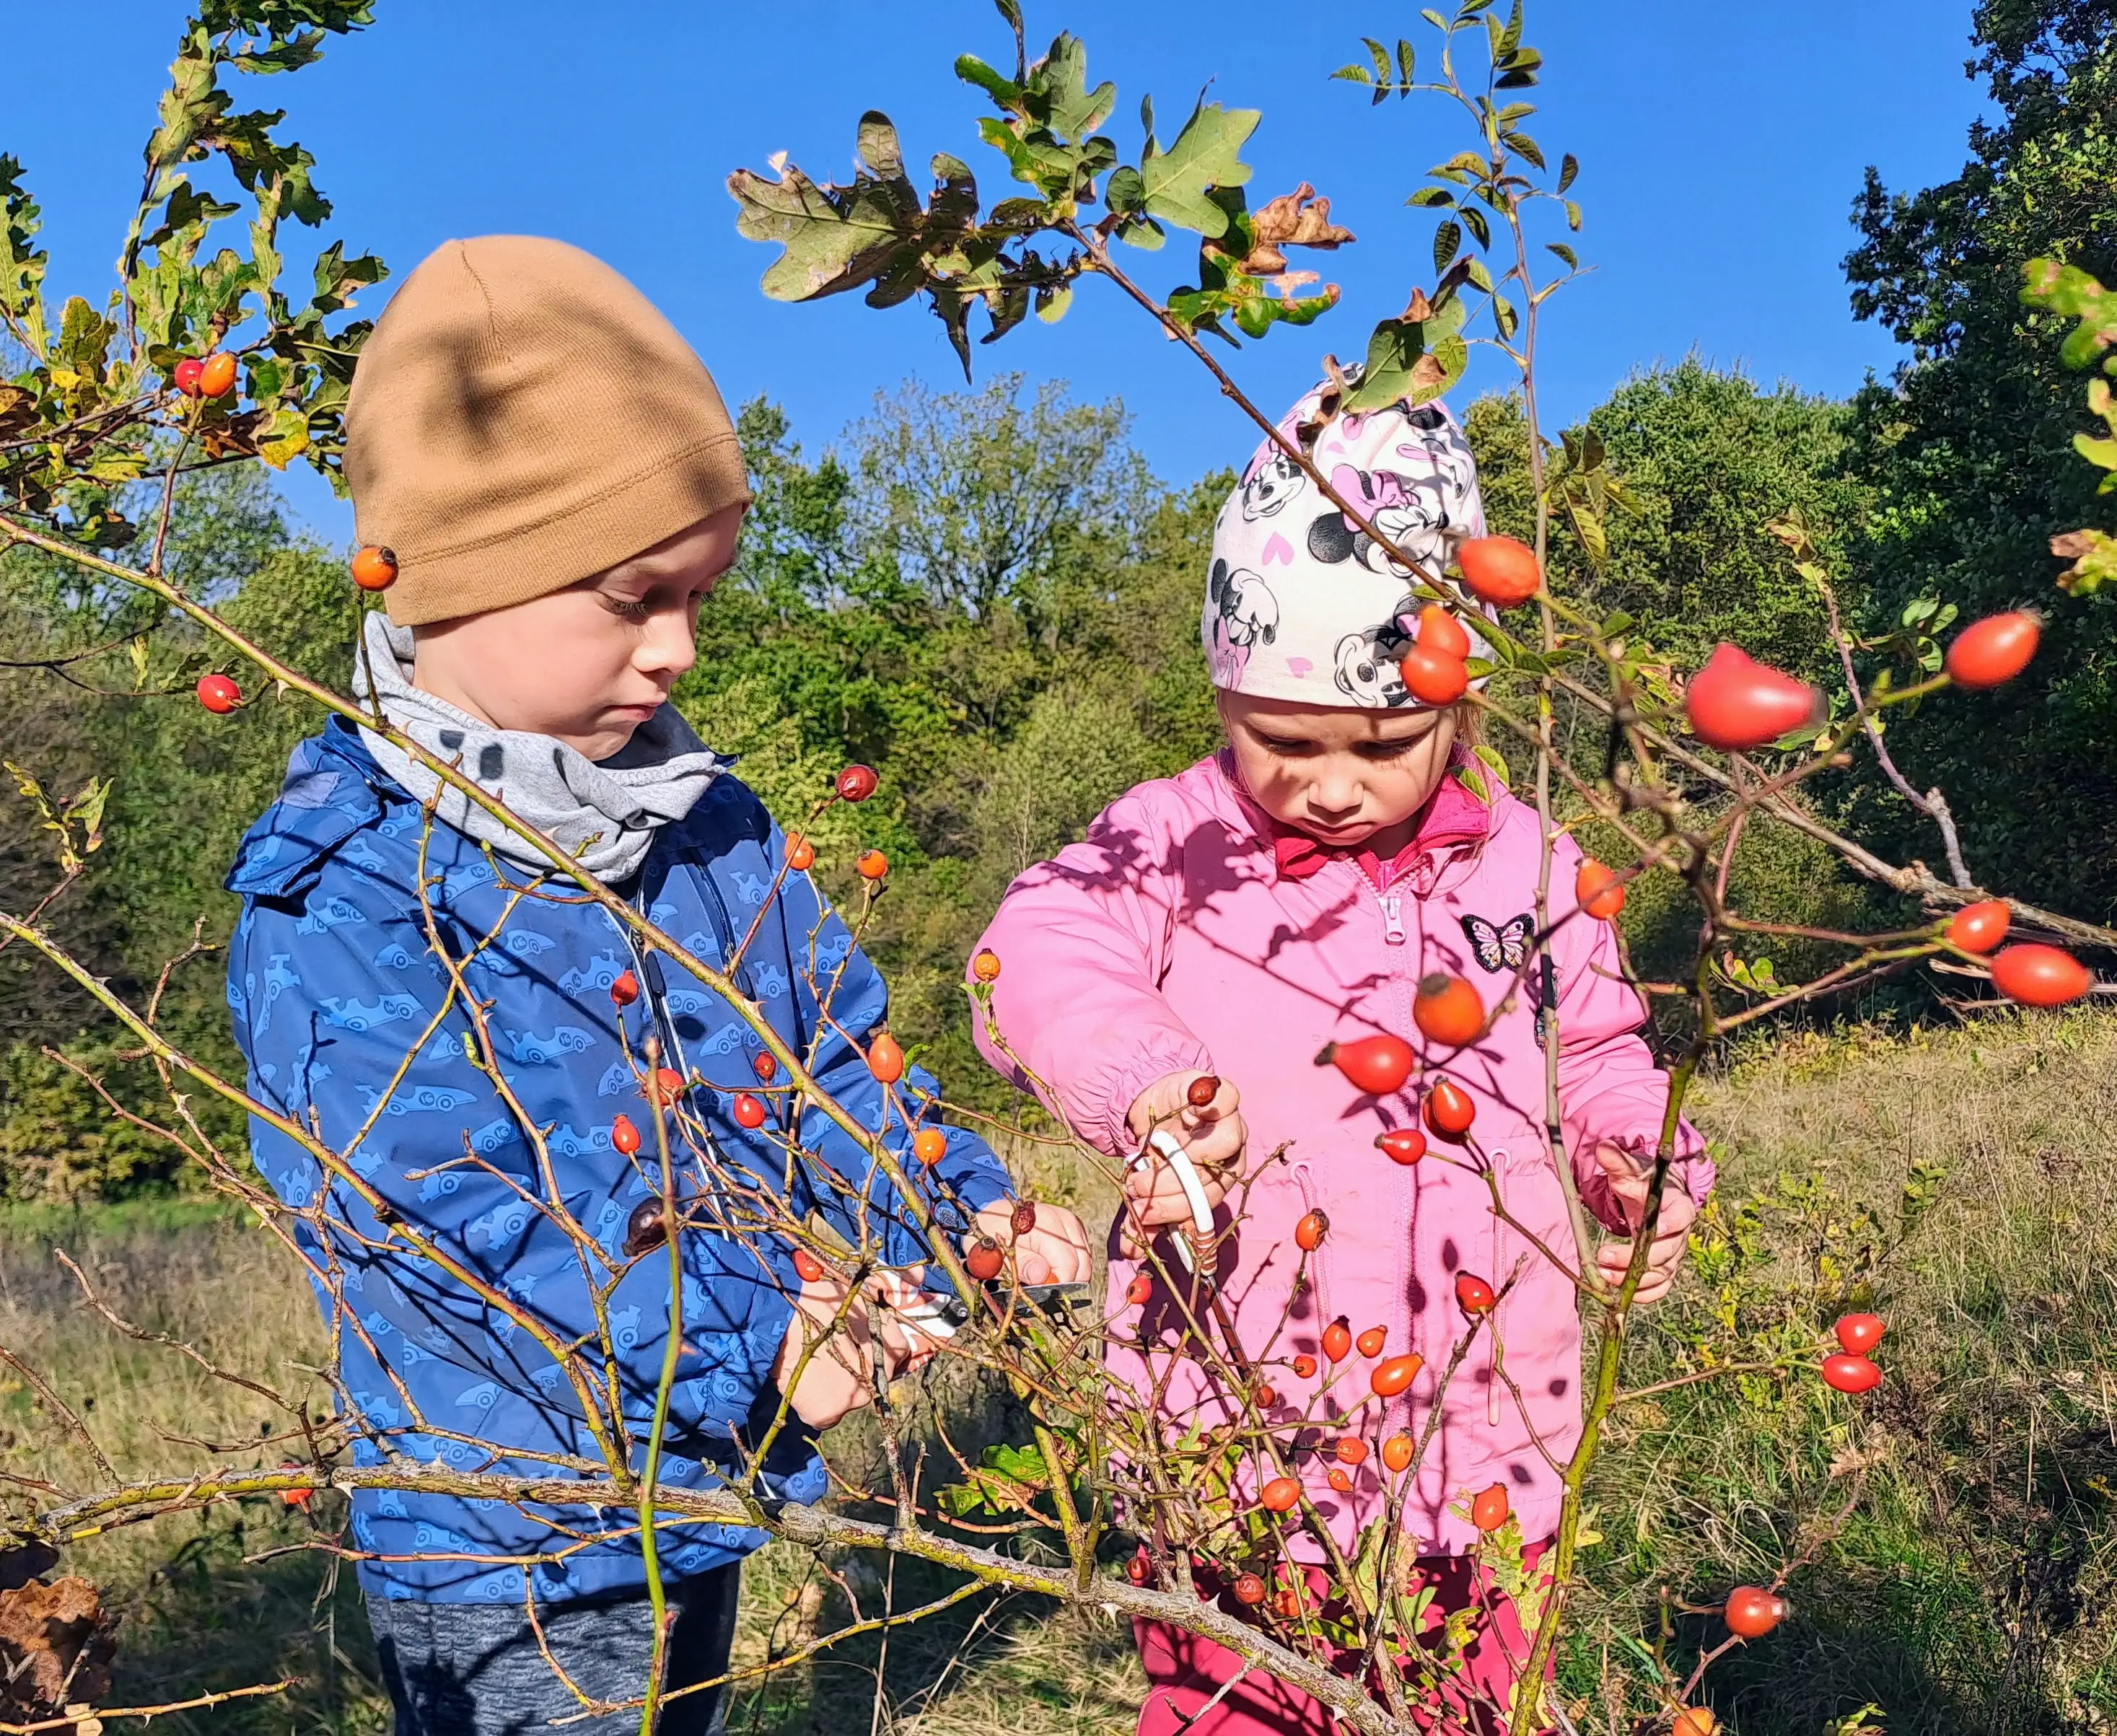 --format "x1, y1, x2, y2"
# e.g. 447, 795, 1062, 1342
636, 608, 698, 678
